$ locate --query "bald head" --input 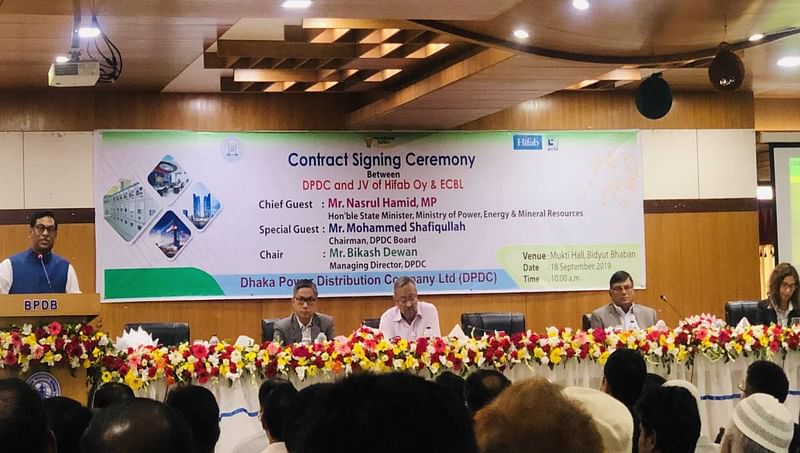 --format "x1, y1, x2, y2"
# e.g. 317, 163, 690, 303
81, 398, 194, 453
